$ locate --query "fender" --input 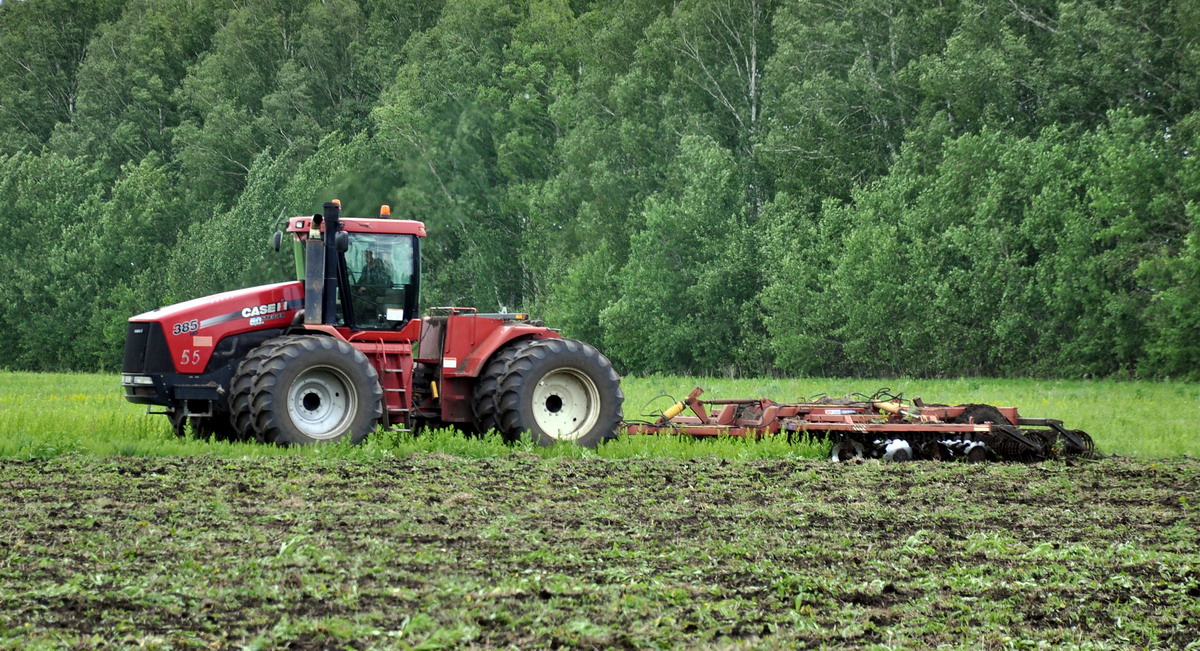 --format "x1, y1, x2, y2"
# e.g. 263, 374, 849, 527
431, 317, 559, 425
446, 322, 561, 379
